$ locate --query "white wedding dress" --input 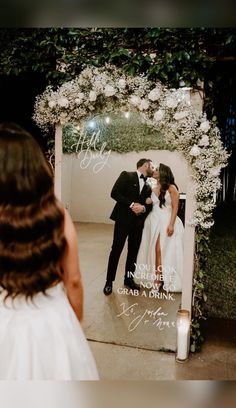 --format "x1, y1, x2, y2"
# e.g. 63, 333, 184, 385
135, 190, 184, 292
0, 282, 99, 380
